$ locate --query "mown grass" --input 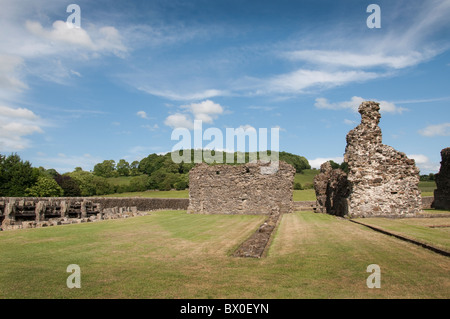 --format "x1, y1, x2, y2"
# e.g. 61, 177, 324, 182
0, 211, 448, 299
354, 217, 450, 252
